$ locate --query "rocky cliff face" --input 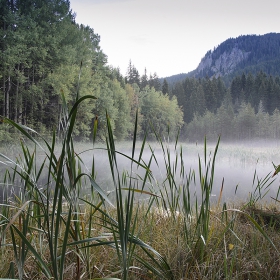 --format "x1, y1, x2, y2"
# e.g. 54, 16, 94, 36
196, 47, 251, 78
165, 33, 280, 85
